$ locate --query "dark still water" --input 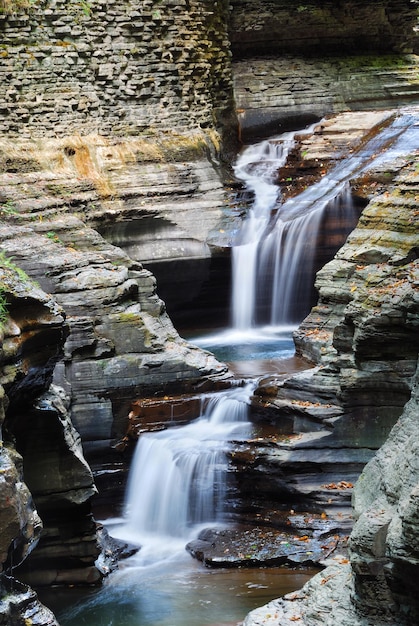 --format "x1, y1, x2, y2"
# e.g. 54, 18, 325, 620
189, 326, 296, 363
